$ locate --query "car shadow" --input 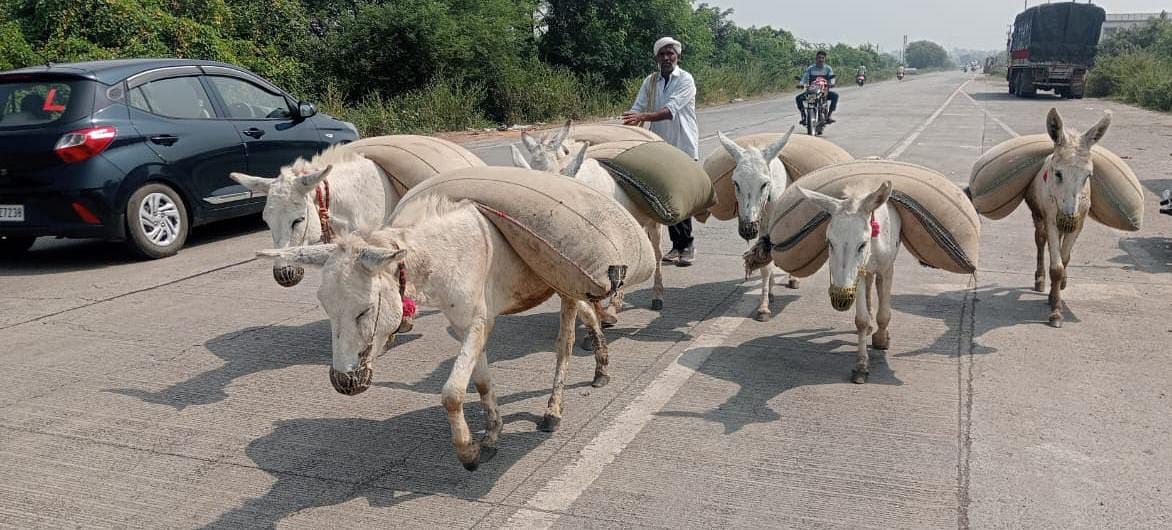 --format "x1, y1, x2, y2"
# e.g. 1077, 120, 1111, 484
201, 387, 567, 529
107, 320, 422, 409
656, 328, 904, 434
1112, 236, 1172, 274
0, 214, 266, 275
